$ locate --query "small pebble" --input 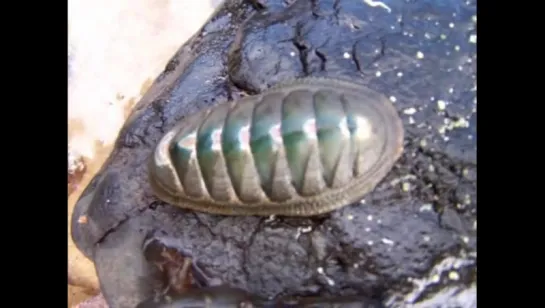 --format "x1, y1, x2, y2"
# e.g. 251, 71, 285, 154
403, 107, 417, 115
448, 271, 460, 281
454, 118, 469, 128
78, 215, 88, 224
382, 238, 395, 245
416, 51, 424, 59
389, 96, 397, 102
437, 100, 446, 110
419, 204, 433, 212
300, 226, 312, 233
